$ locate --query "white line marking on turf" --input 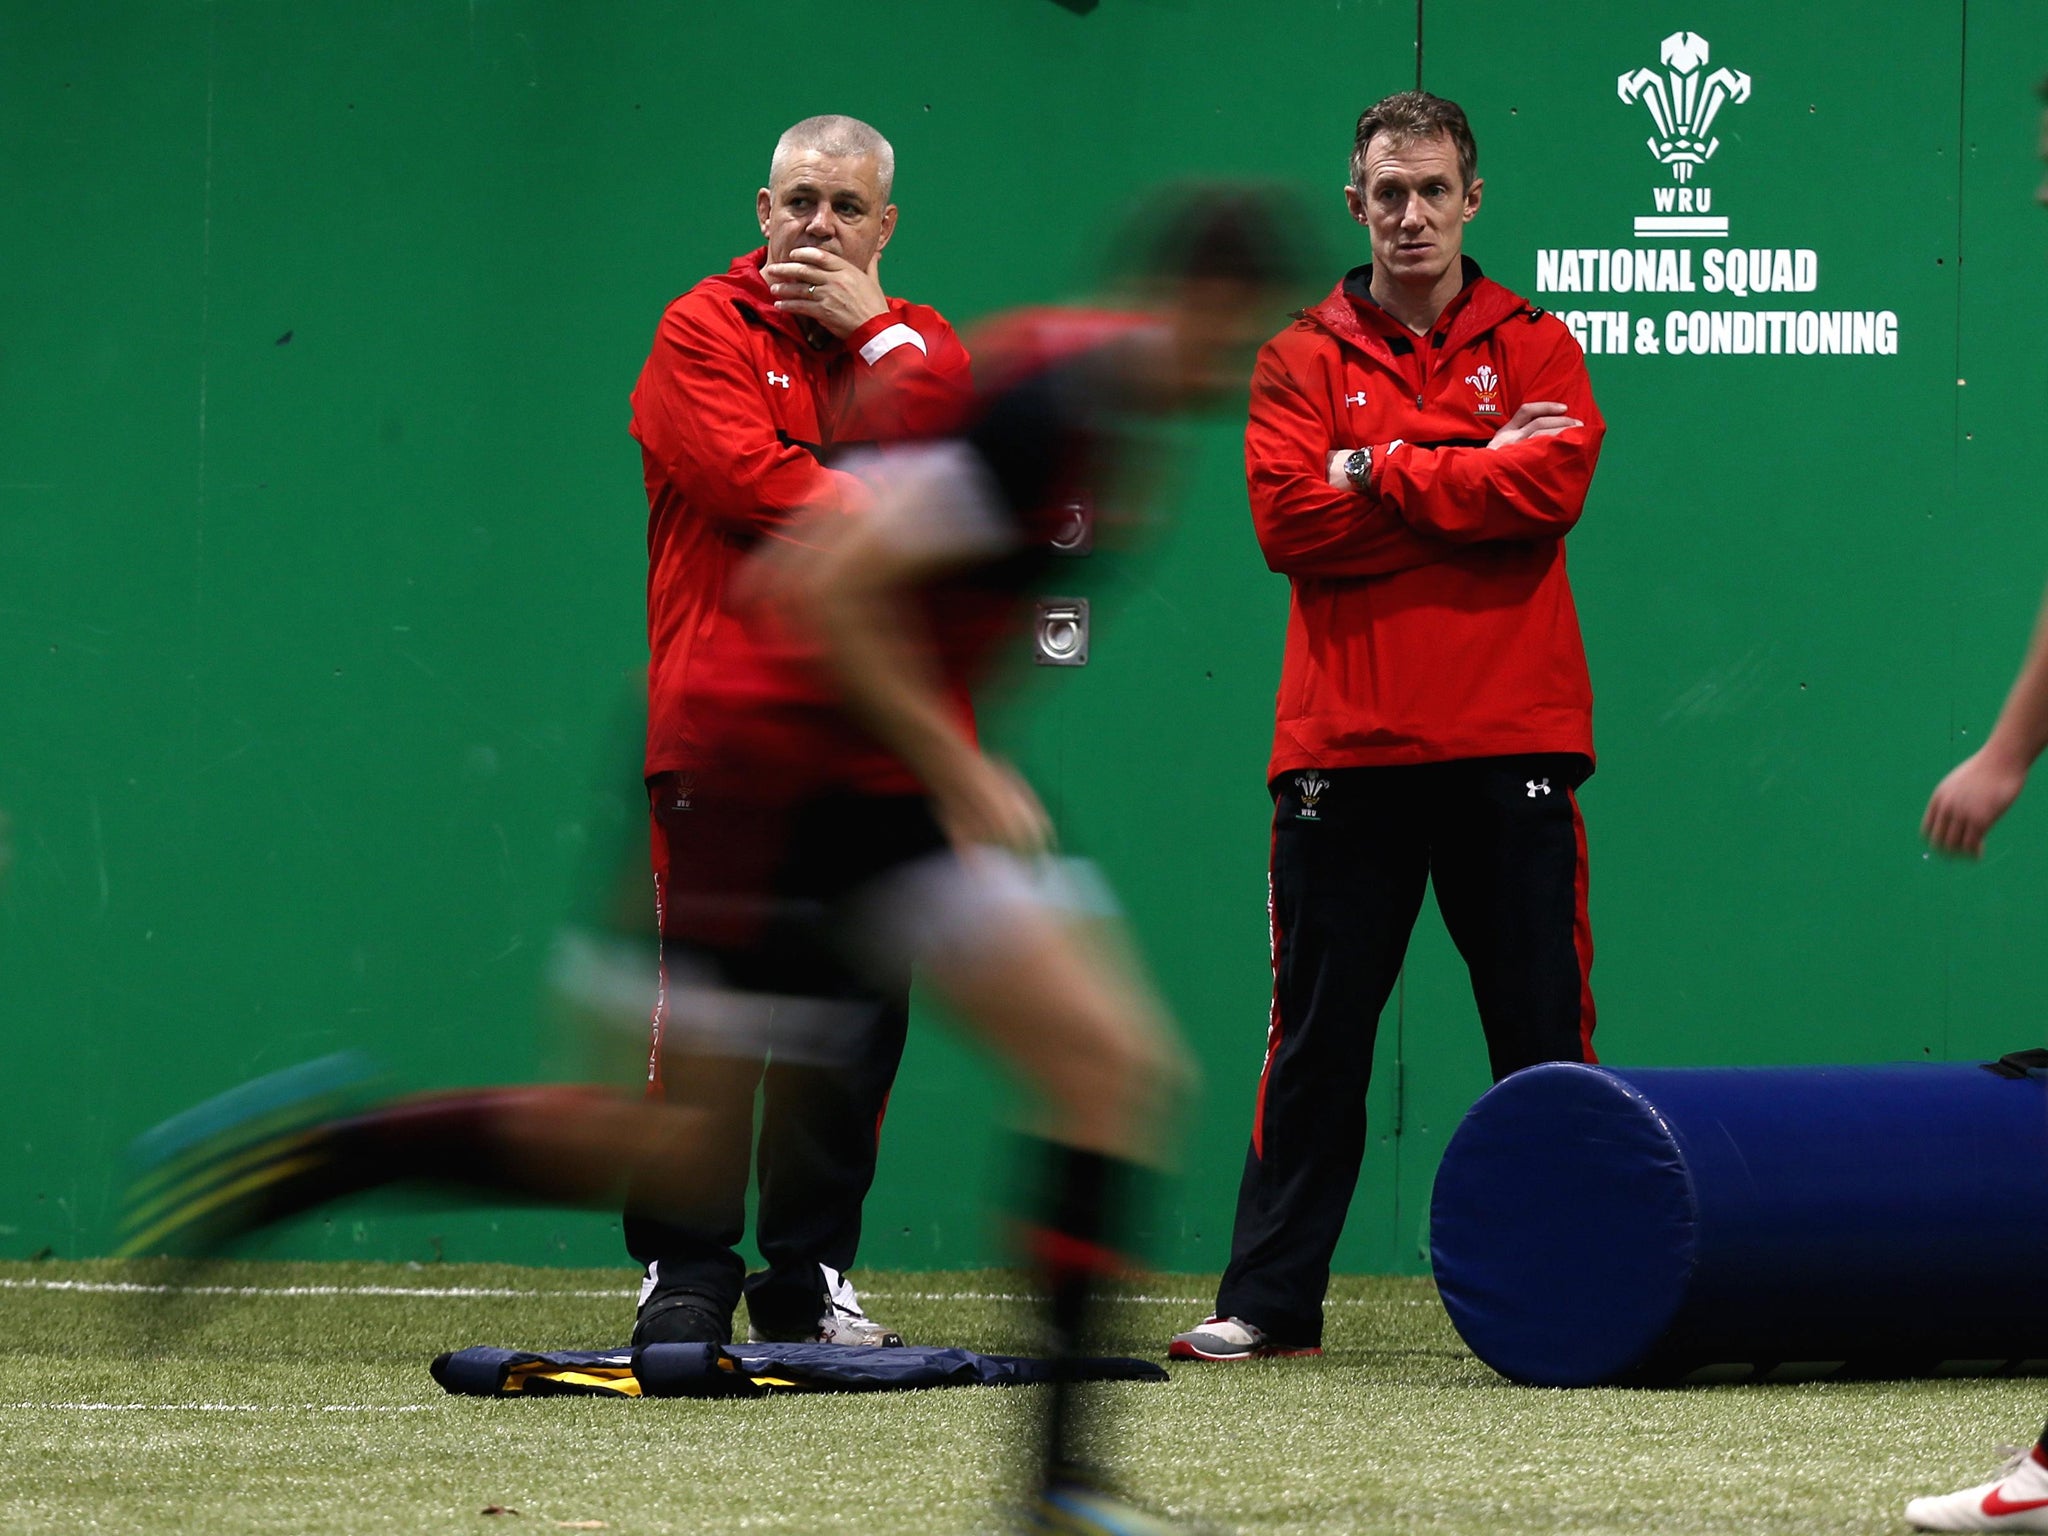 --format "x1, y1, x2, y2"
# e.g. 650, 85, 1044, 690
3, 1402, 435, 1413
864, 1291, 1204, 1304
863, 1291, 1391, 1308
0, 1277, 627, 1300
1, 1277, 1402, 1307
